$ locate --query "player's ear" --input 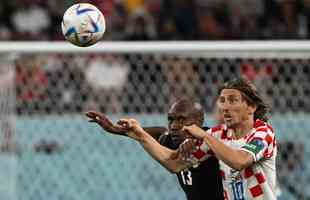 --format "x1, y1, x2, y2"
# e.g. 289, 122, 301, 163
248, 104, 257, 115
